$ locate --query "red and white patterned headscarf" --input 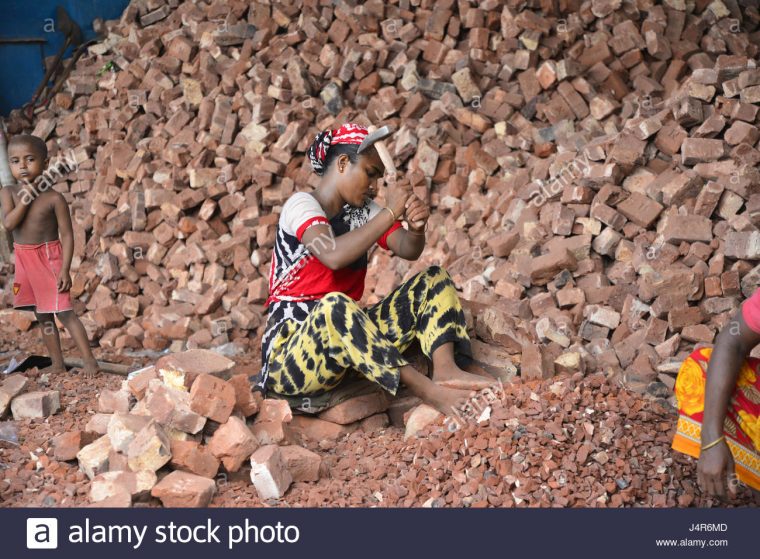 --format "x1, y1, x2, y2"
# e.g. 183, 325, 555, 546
307, 123, 368, 175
